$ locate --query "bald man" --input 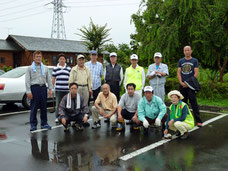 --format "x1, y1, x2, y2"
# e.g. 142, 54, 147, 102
177, 46, 202, 127
91, 84, 118, 129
